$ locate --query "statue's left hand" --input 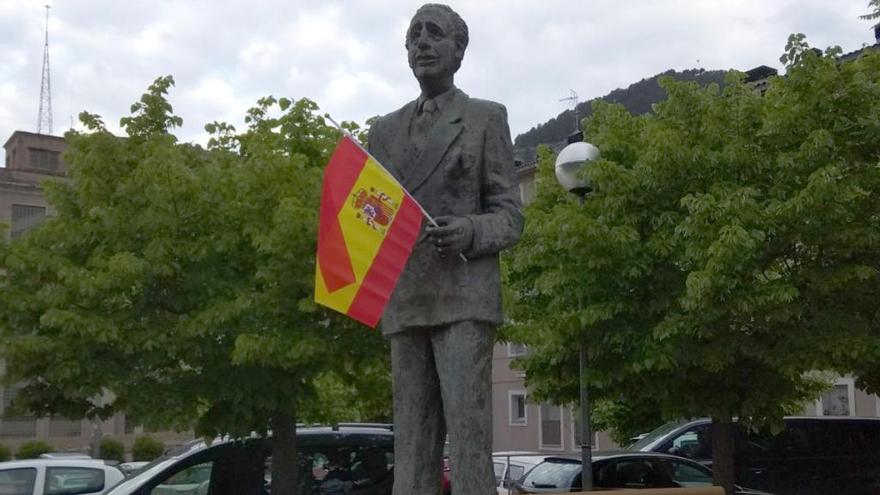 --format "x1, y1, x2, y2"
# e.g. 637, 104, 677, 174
426, 215, 474, 257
